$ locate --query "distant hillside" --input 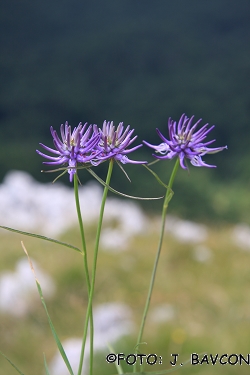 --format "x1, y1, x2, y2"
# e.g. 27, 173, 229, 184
0, 0, 250, 221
